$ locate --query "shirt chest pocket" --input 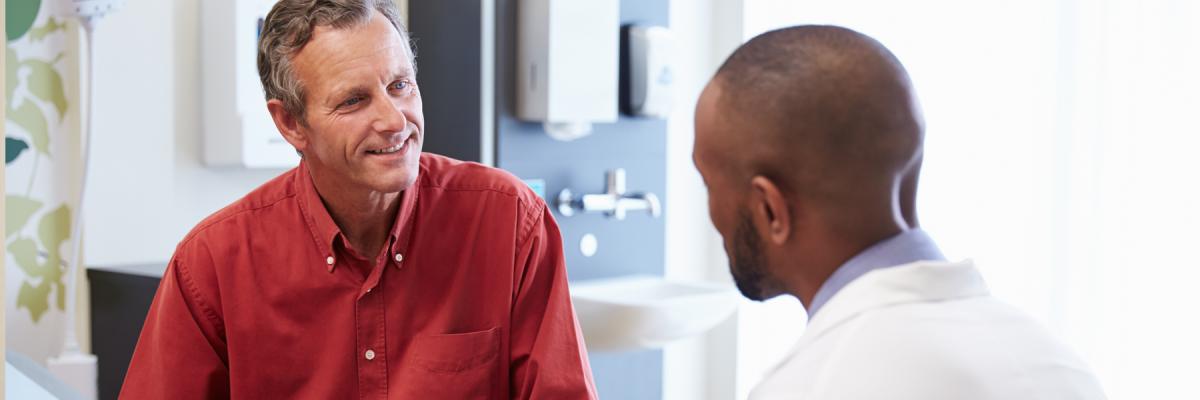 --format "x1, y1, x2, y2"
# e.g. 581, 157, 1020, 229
409, 327, 501, 373
396, 327, 502, 399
